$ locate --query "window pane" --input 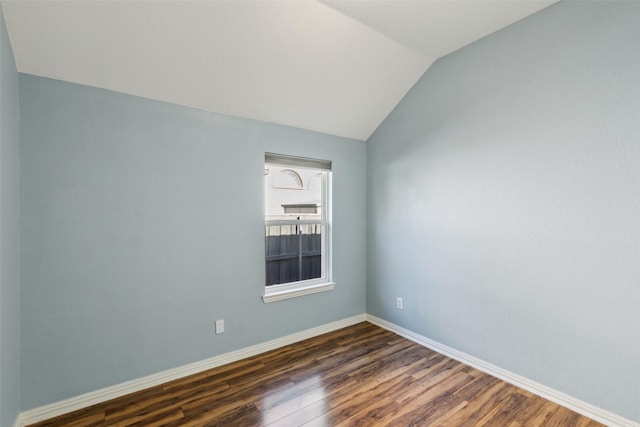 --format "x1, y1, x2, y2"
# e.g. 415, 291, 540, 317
265, 165, 323, 221
265, 224, 323, 286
